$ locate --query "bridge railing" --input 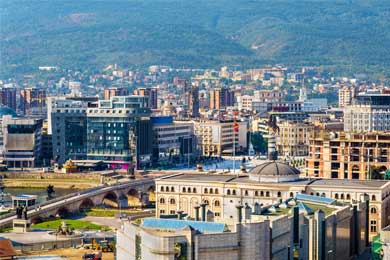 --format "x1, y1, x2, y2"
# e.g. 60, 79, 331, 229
0, 178, 155, 221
